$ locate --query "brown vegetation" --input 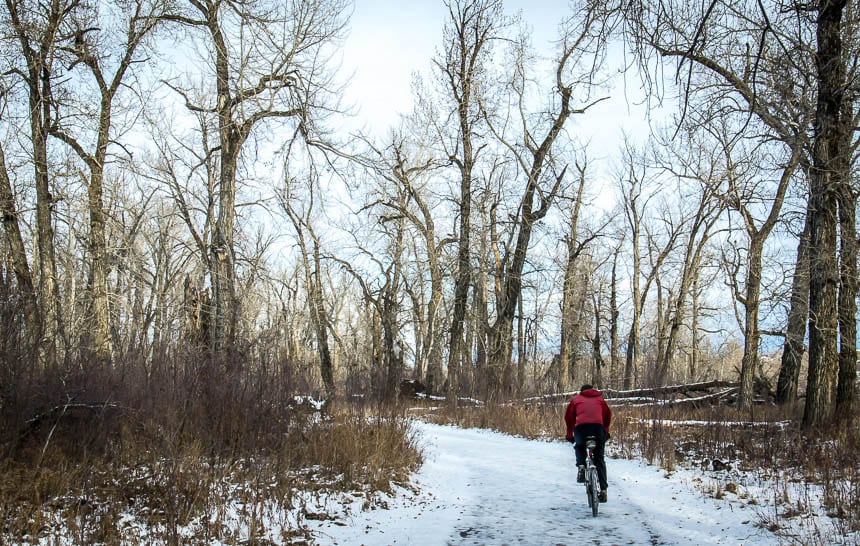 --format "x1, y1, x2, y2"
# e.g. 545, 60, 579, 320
0, 351, 421, 545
